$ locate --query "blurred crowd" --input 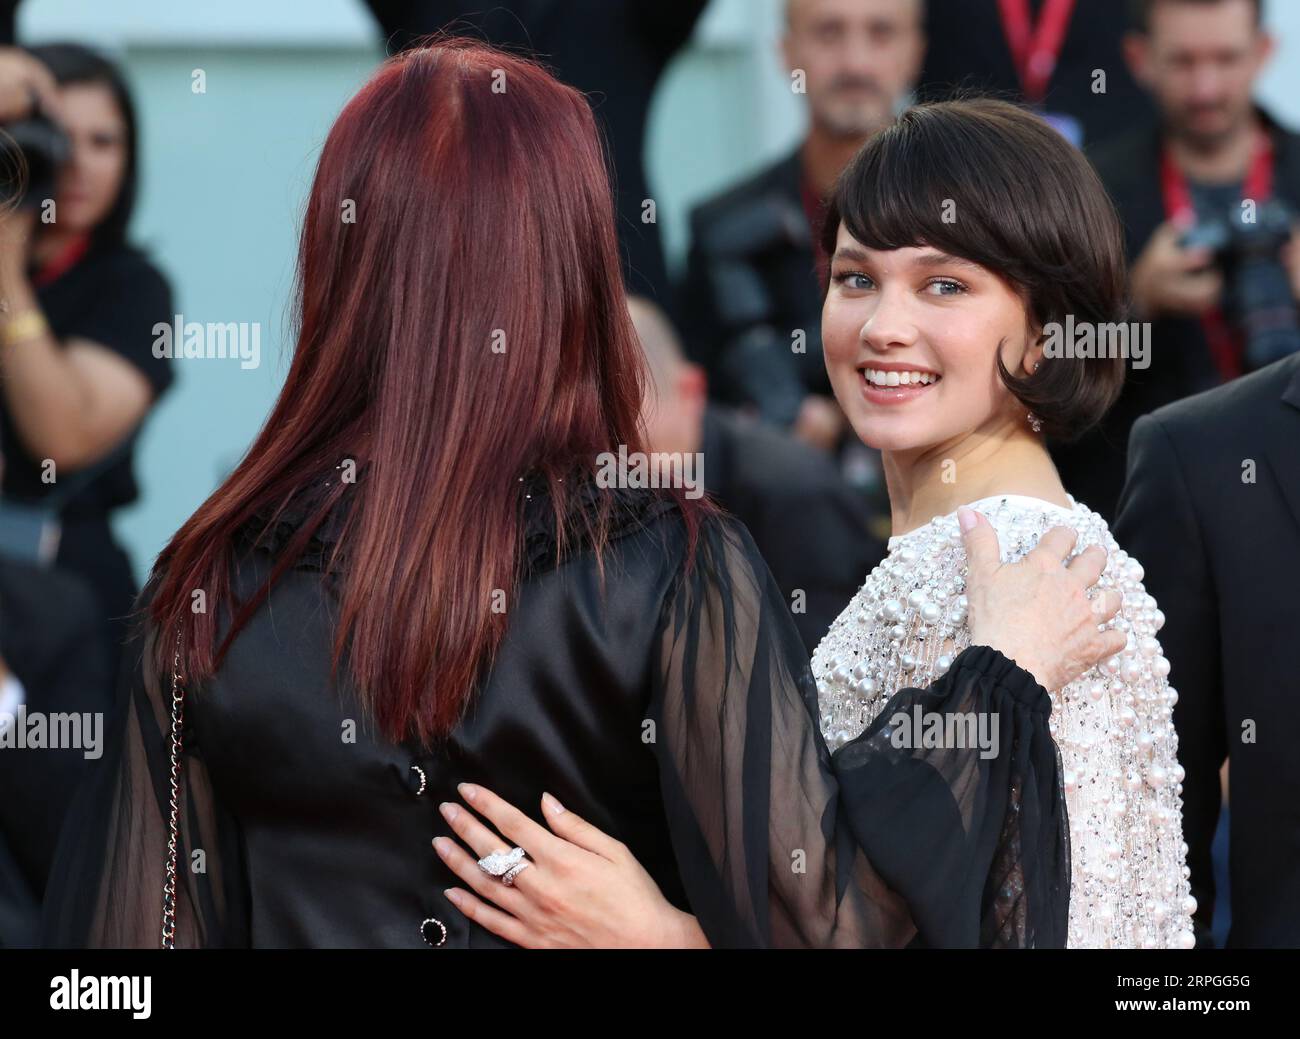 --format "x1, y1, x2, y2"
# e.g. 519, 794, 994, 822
1, 0, 1296, 947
